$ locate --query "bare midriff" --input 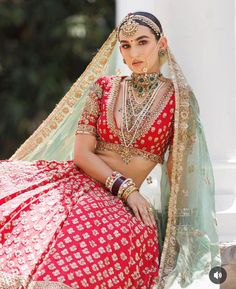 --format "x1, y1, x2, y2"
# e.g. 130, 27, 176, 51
93, 77, 170, 187
96, 150, 157, 188
94, 79, 159, 187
